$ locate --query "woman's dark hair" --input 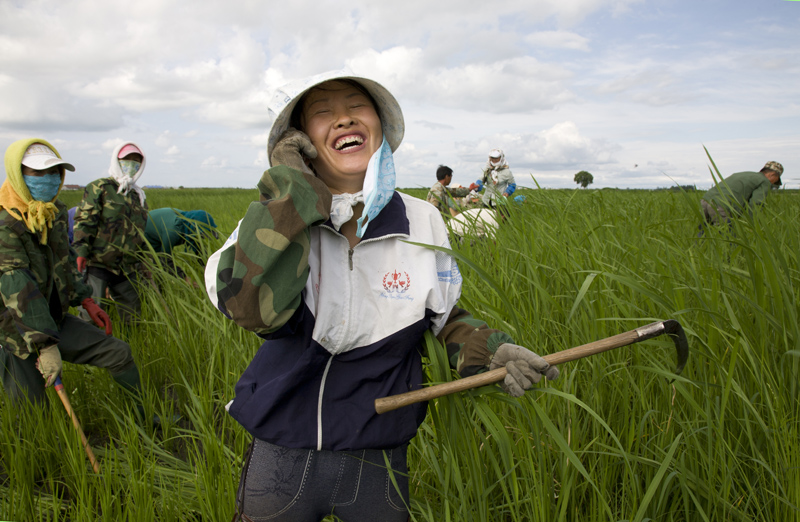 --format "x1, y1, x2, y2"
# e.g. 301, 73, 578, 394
290, 79, 380, 132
